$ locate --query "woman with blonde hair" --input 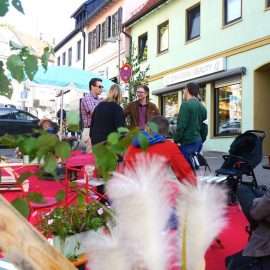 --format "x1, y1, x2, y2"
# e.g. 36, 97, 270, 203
90, 84, 125, 145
